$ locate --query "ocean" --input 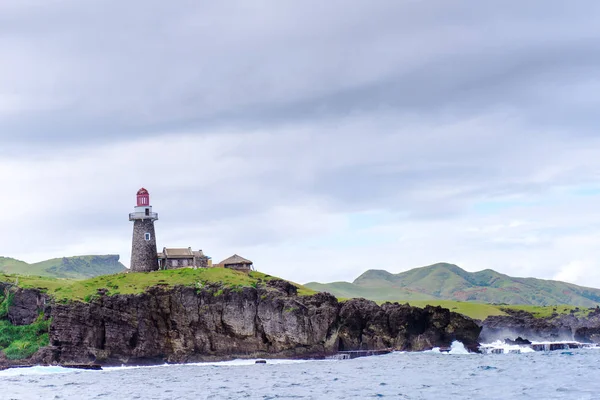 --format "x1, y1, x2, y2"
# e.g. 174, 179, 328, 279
2, 343, 600, 399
